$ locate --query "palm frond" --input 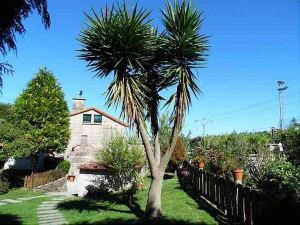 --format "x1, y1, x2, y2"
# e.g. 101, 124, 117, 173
79, 3, 157, 123
161, 0, 209, 129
